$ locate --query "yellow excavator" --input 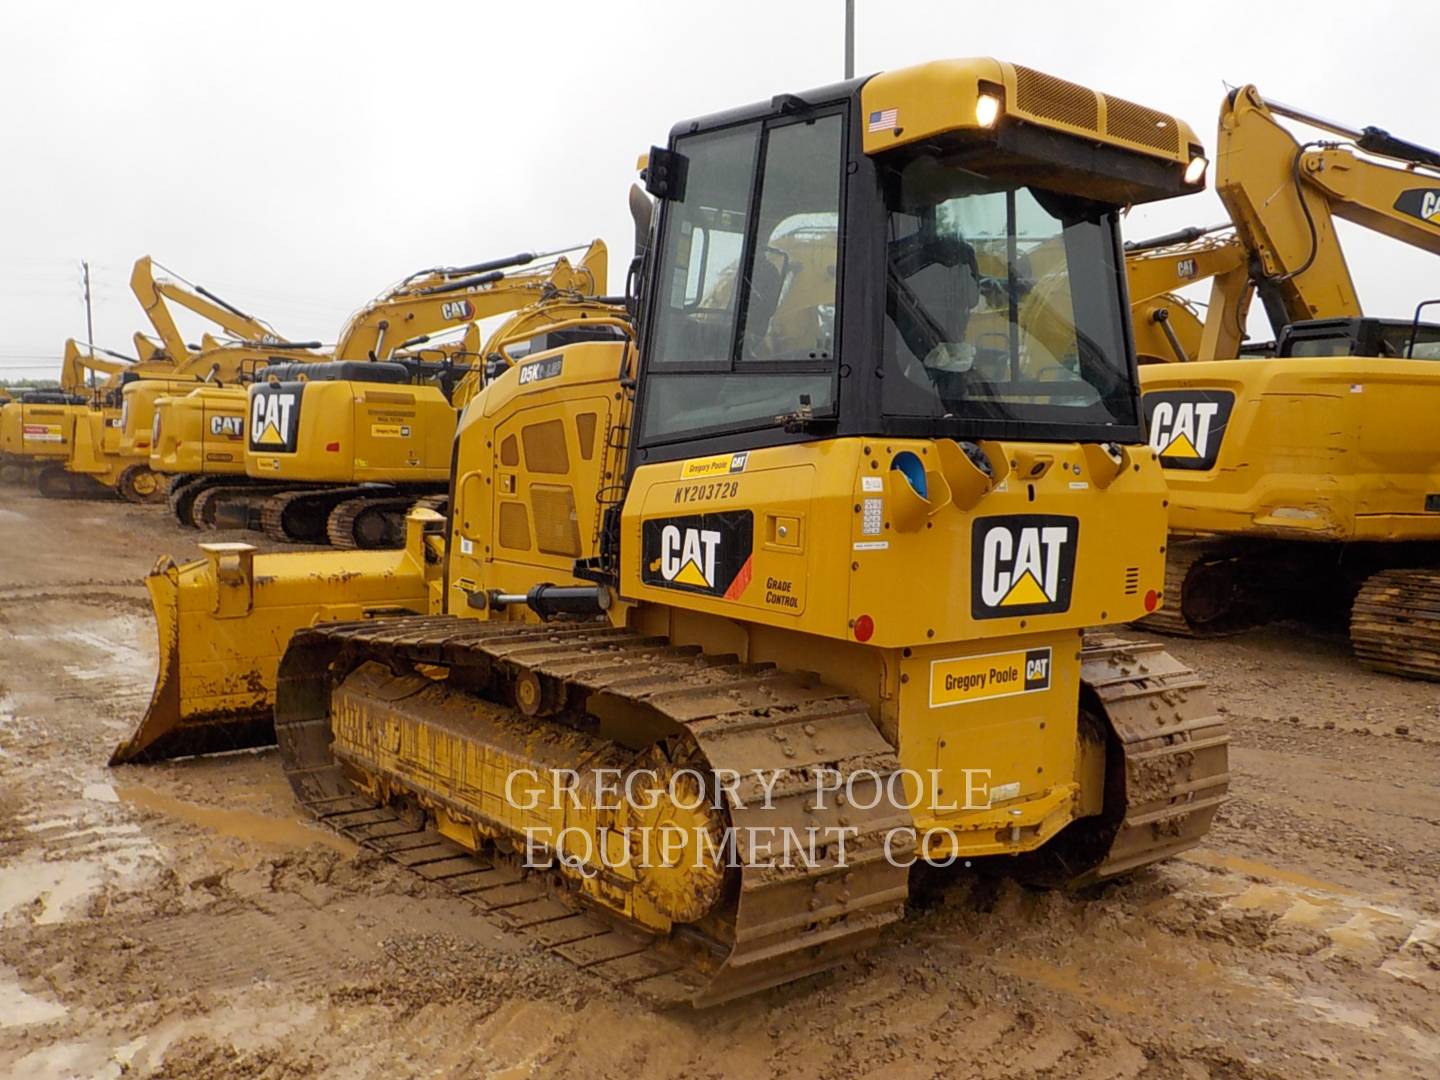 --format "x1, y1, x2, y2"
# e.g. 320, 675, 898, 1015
1125, 225, 1248, 364
104, 258, 325, 502
1, 342, 98, 485
113, 58, 1228, 1006
148, 327, 479, 513
184, 244, 610, 548
148, 260, 511, 531
1137, 86, 1440, 678
5, 338, 181, 497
